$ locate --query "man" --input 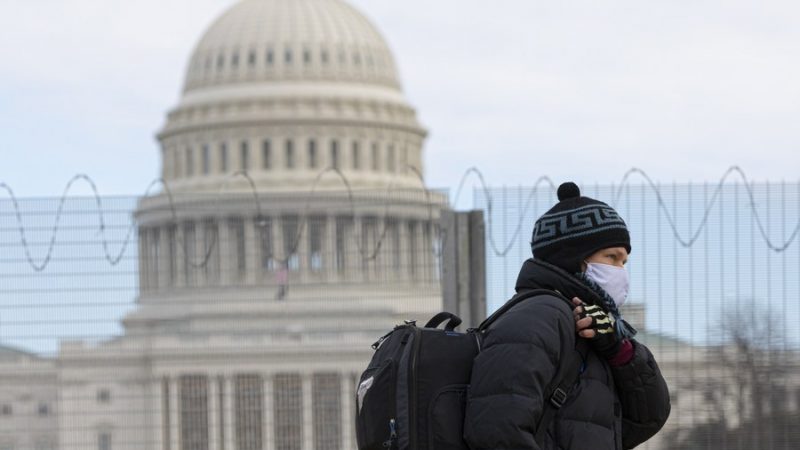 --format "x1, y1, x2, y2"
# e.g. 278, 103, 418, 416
464, 182, 670, 450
